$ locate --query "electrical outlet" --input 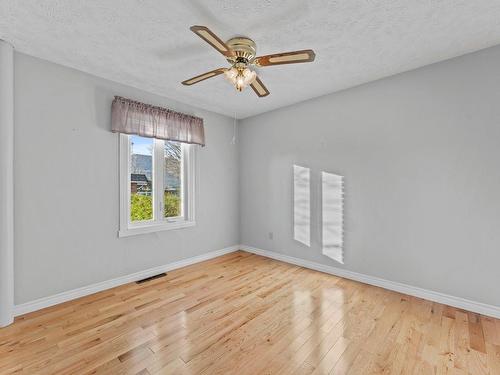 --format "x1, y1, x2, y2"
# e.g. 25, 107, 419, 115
268, 232, 273, 240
